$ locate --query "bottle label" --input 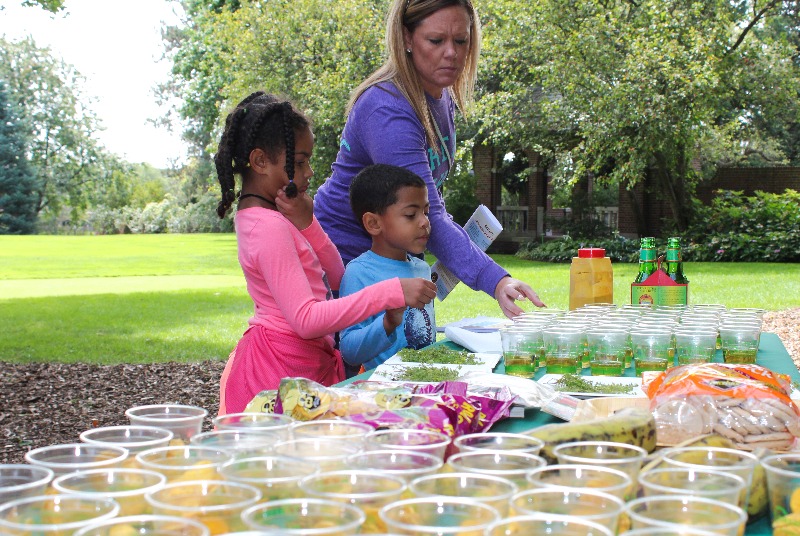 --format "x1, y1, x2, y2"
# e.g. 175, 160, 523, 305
665, 248, 681, 262
640, 249, 656, 262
